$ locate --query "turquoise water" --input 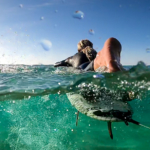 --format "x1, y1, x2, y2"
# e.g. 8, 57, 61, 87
0, 62, 150, 150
